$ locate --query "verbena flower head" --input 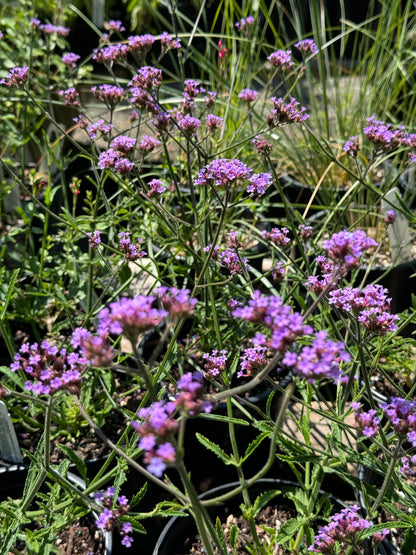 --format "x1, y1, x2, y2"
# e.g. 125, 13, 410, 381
235, 16, 255, 34
267, 50, 293, 70
203, 350, 228, 377
160, 32, 181, 54
92, 84, 125, 107
58, 87, 80, 107
104, 20, 125, 32
10, 341, 83, 395
62, 52, 80, 68
384, 210, 396, 224
86, 119, 113, 140
262, 226, 290, 247
118, 232, 146, 261
309, 505, 375, 554
252, 135, 273, 155
238, 89, 259, 102
299, 224, 313, 240
351, 403, 381, 437
177, 114, 201, 137
98, 296, 167, 343
343, 136, 360, 157
267, 97, 309, 127
381, 397, 416, 443
40, 23, 70, 37
128, 34, 155, 56
157, 287, 197, 321
87, 230, 101, 248
238, 345, 268, 378
206, 114, 224, 132
322, 229, 378, 269
137, 135, 161, 154
147, 178, 166, 197
94, 487, 133, 547
363, 117, 405, 151
282, 331, 350, 383
93, 43, 129, 64
232, 291, 313, 352
71, 327, 115, 368
1, 66, 29, 87
247, 173, 272, 195
294, 39, 318, 54
194, 158, 252, 189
